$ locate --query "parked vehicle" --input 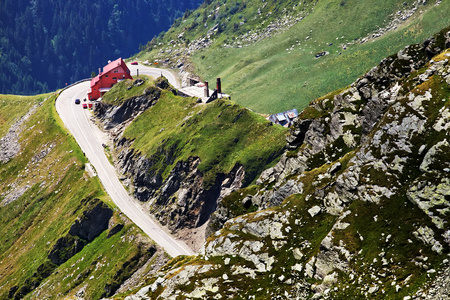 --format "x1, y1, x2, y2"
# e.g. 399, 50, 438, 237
131, 61, 138, 65
82, 103, 87, 109
75, 98, 80, 104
